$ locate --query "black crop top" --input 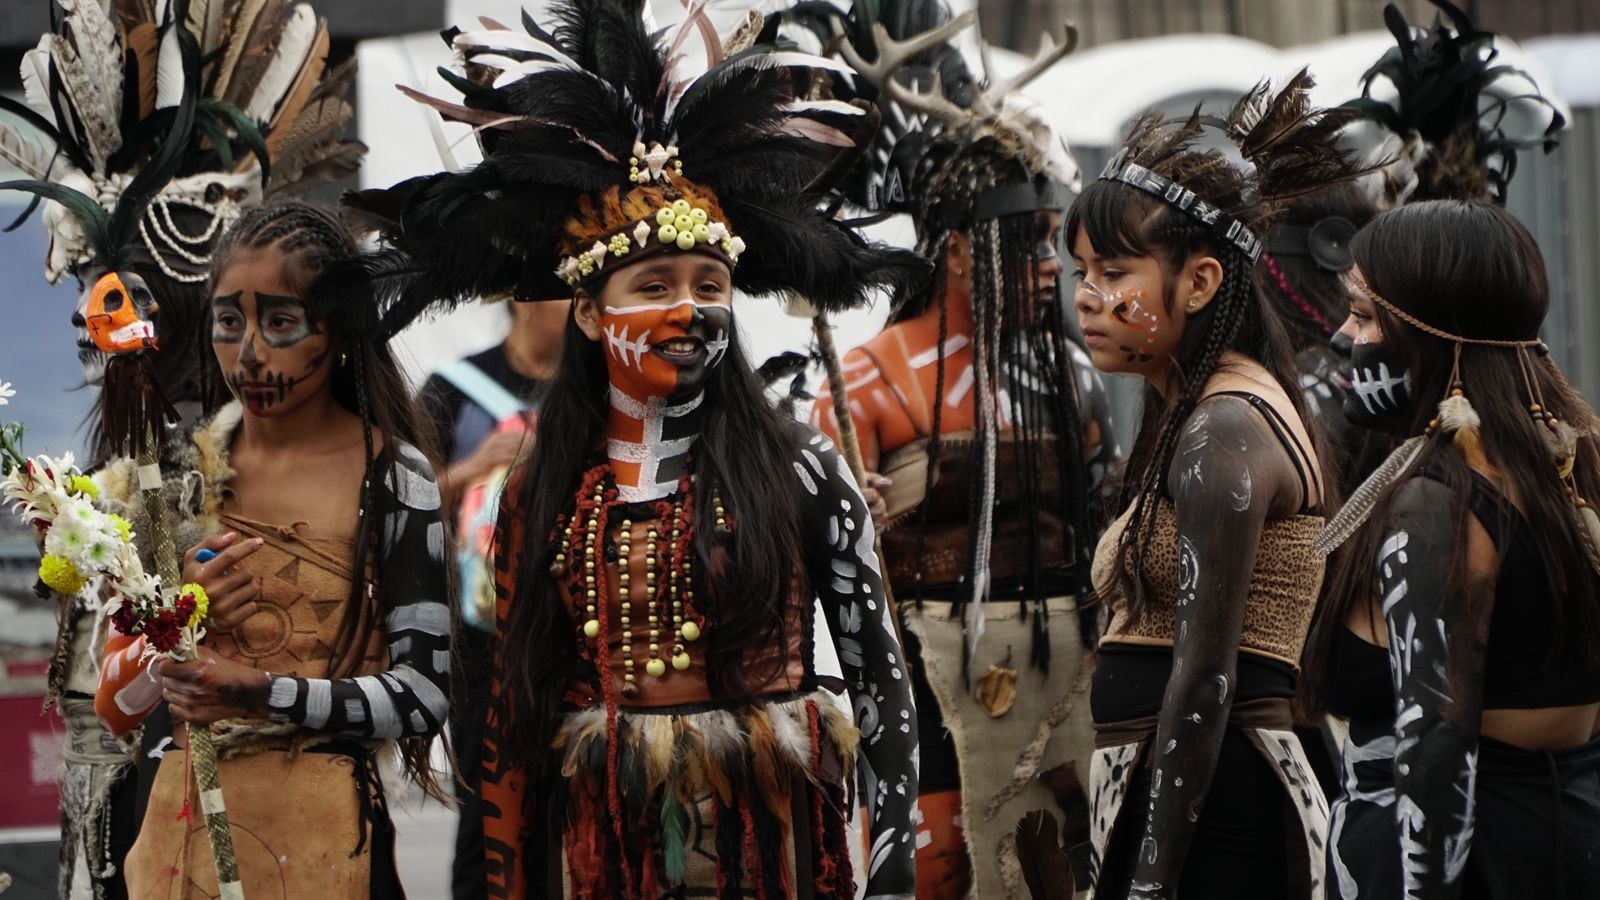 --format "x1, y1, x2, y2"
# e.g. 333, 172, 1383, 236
1320, 471, 1600, 720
